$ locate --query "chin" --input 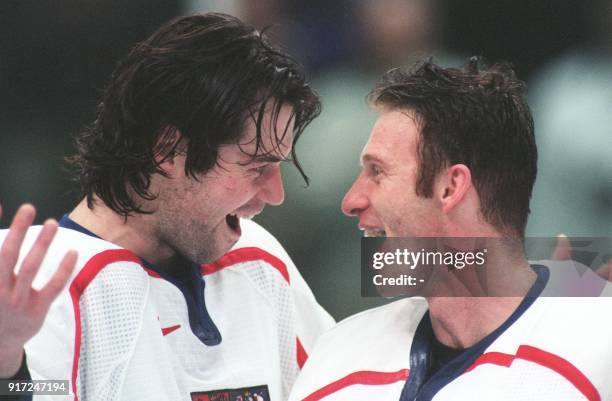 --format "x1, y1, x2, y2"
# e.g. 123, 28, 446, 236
193, 223, 241, 263
210, 237, 240, 263
182, 238, 234, 265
